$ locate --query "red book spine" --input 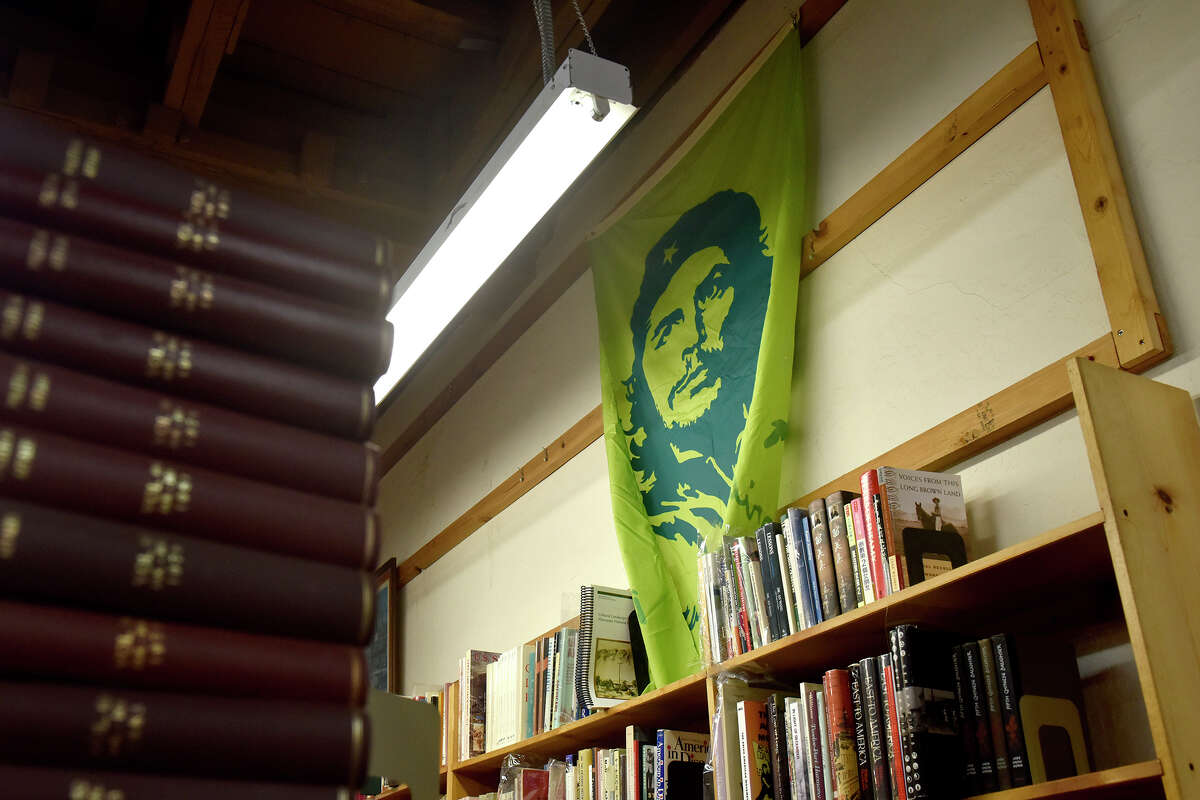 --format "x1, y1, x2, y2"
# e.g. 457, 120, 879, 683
0, 599, 366, 704
0, 764, 349, 800
858, 471, 888, 598
0, 499, 373, 643
824, 670, 861, 800
0, 424, 377, 569
881, 660, 907, 800
876, 471, 906, 592
0, 681, 368, 785
0, 290, 374, 439
0, 353, 378, 504
0, 162, 390, 313
0, 217, 392, 379
0, 105, 396, 272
